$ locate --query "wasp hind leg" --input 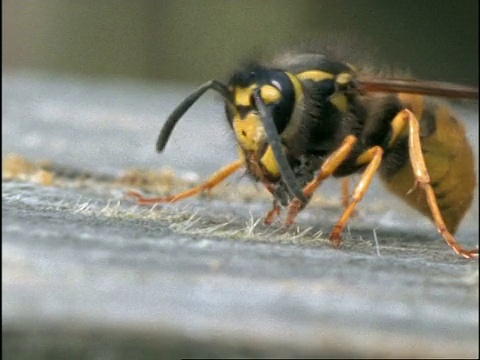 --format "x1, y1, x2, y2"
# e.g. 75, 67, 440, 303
341, 177, 359, 217
127, 159, 243, 205
341, 177, 351, 209
402, 109, 478, 259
